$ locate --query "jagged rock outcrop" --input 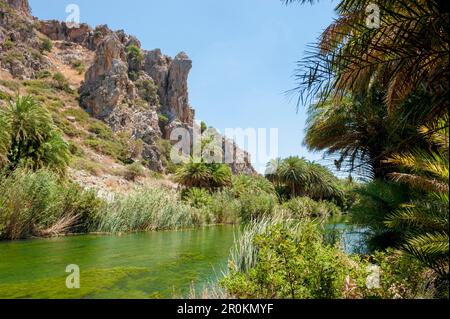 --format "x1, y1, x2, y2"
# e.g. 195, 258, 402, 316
80, 34, 136, 119
4, 0, 30, 15
0, 0, 51, 79
1, 0, 256, 174
144, 49, 194, 125
80, 34, 164, 172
